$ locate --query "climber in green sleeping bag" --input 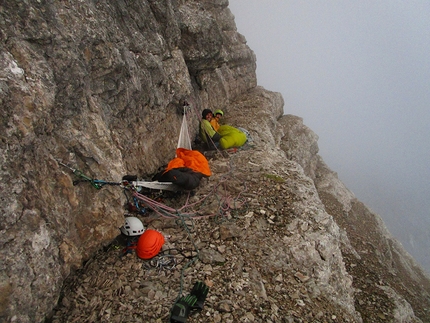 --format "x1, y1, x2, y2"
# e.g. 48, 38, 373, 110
218, 125, 247, 150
